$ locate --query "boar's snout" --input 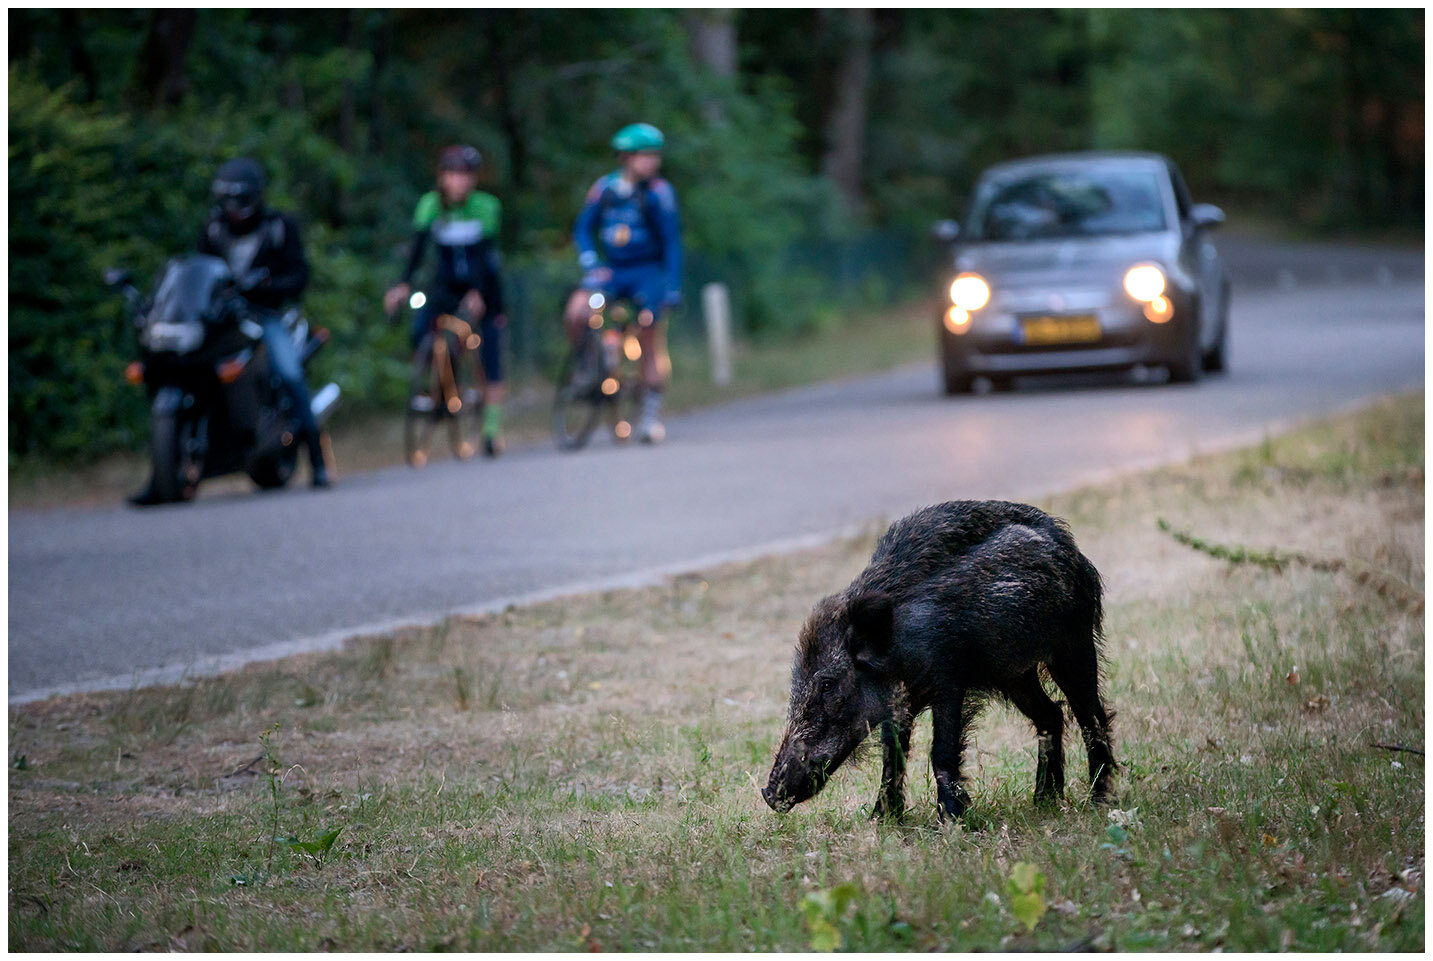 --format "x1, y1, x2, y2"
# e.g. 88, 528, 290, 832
761, 783, 795, 813
763, 738, 829, 813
